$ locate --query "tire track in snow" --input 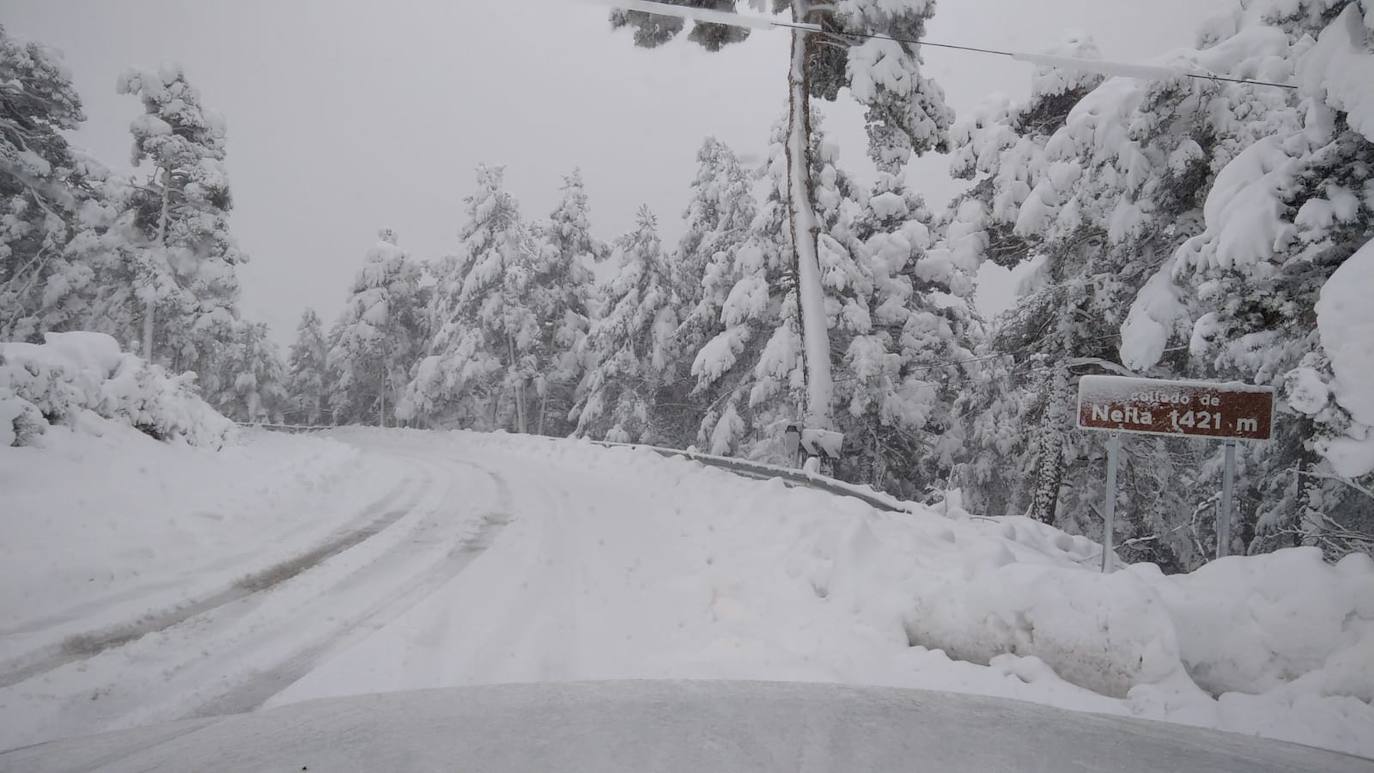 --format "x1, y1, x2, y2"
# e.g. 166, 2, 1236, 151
0, 471, 428, 690
182, 447, 517, 717
188, 474, 512, 716
0, 437, 519, 750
